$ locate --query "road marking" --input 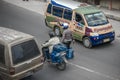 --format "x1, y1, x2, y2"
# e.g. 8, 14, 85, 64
68, 62, 119, 80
